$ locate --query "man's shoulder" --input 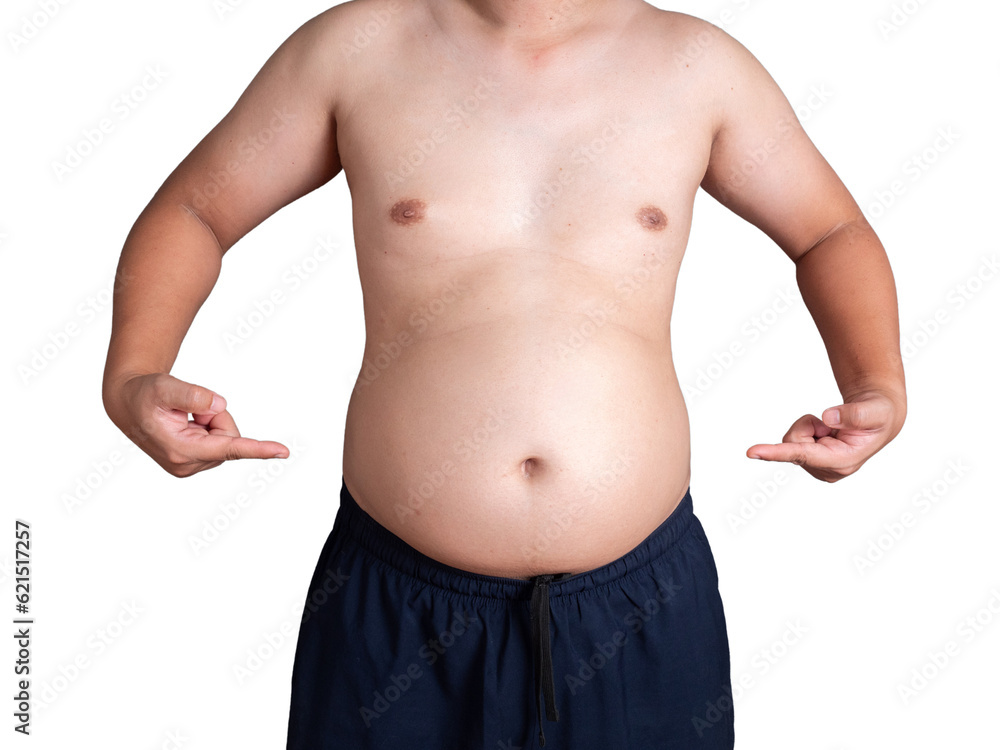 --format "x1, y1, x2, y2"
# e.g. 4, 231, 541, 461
311, 0, 410, 30
634, 7, 753, 72
285, 0, 412, 61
